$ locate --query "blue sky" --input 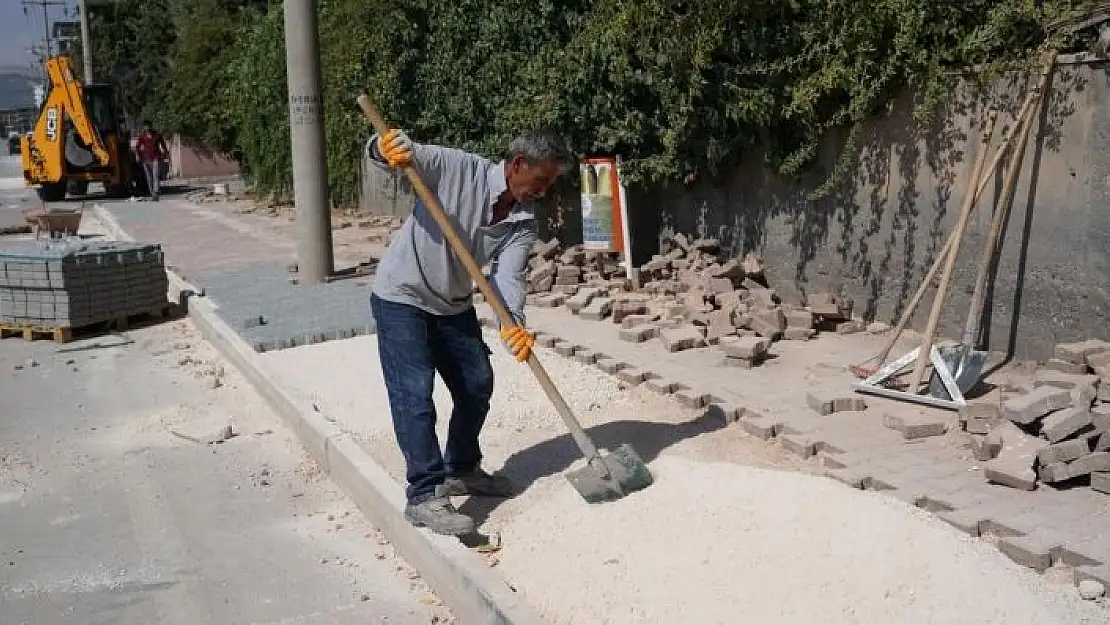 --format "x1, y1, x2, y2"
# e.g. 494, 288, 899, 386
0, 0, 79, 72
